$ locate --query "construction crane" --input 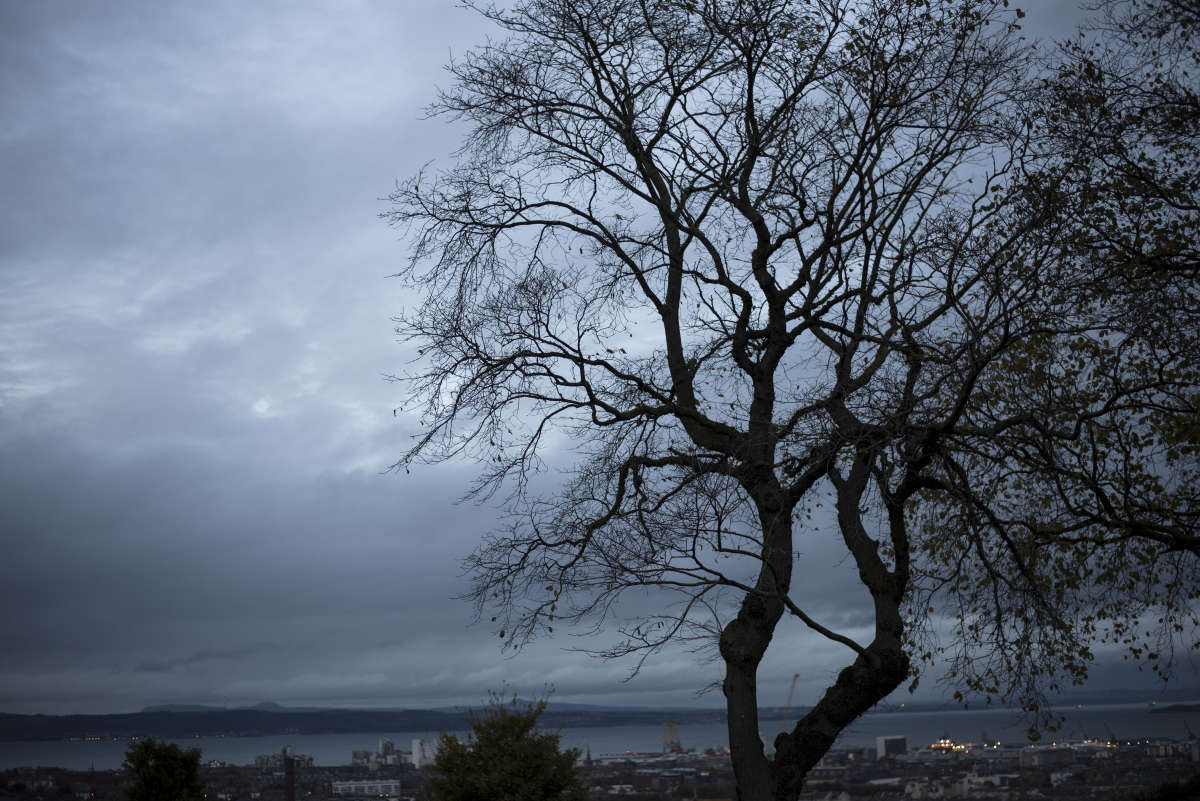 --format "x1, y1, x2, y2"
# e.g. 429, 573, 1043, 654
663, 722, 683, 753
780, 673, 800, 733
